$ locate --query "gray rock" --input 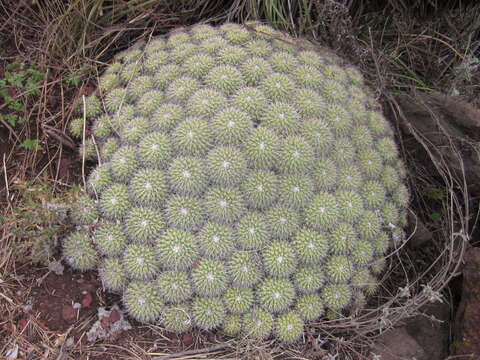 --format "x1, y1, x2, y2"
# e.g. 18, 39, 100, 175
86, 305, 132, 342
371, 303, 449, 360
371, 326, 425, 360
452, 245, 480, 358
405, 303, 449, 359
